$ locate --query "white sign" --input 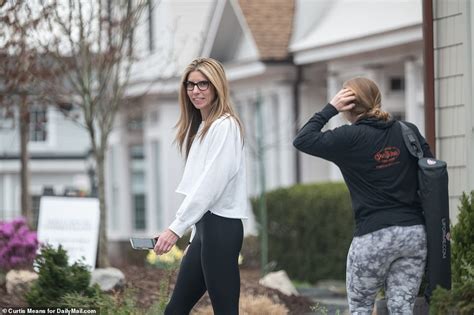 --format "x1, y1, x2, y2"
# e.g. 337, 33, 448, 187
37, 196, 100, 269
